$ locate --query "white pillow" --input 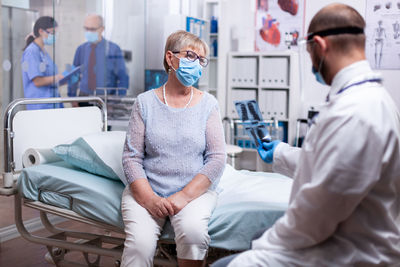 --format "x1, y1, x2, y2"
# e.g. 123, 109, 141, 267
53, 131, 127, 185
